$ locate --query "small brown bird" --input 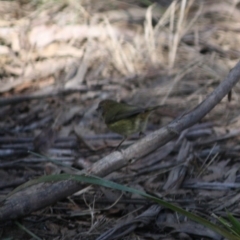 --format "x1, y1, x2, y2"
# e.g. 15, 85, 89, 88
97, 99, 160, 149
